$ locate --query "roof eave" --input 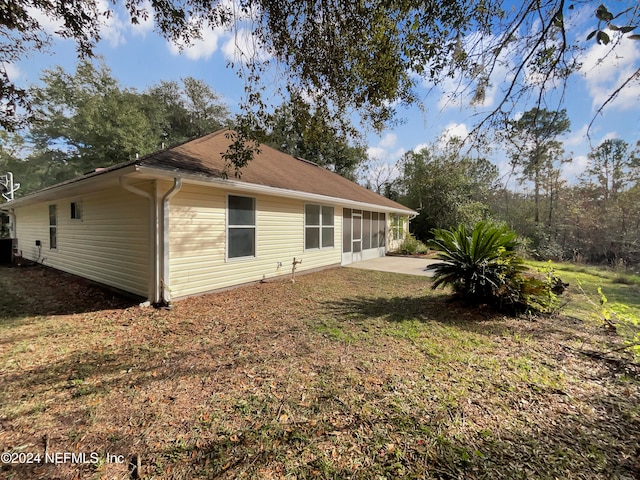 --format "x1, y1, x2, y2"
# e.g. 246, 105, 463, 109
1, 165, 140, 209
134, 165, 417, 215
